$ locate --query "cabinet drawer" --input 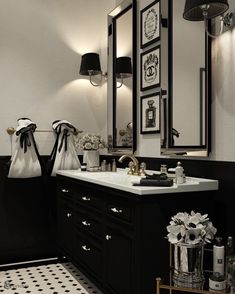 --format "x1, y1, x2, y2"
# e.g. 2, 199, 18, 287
74, 210, 103, 239
57, 182, 74, 199
74, 232, 103, 279
107, 202, 134, 224
74, 191, 104, 210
